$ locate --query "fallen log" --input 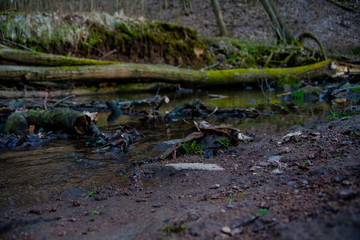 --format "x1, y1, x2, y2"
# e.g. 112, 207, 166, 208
0, 60, 335, 86
4, 108, 97, 135
0, 44, 116, 66
0, 46, 355, 86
